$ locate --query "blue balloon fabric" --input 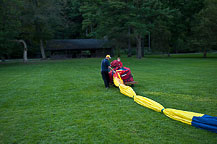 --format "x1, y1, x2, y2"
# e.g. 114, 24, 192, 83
192, 115, 217, 133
